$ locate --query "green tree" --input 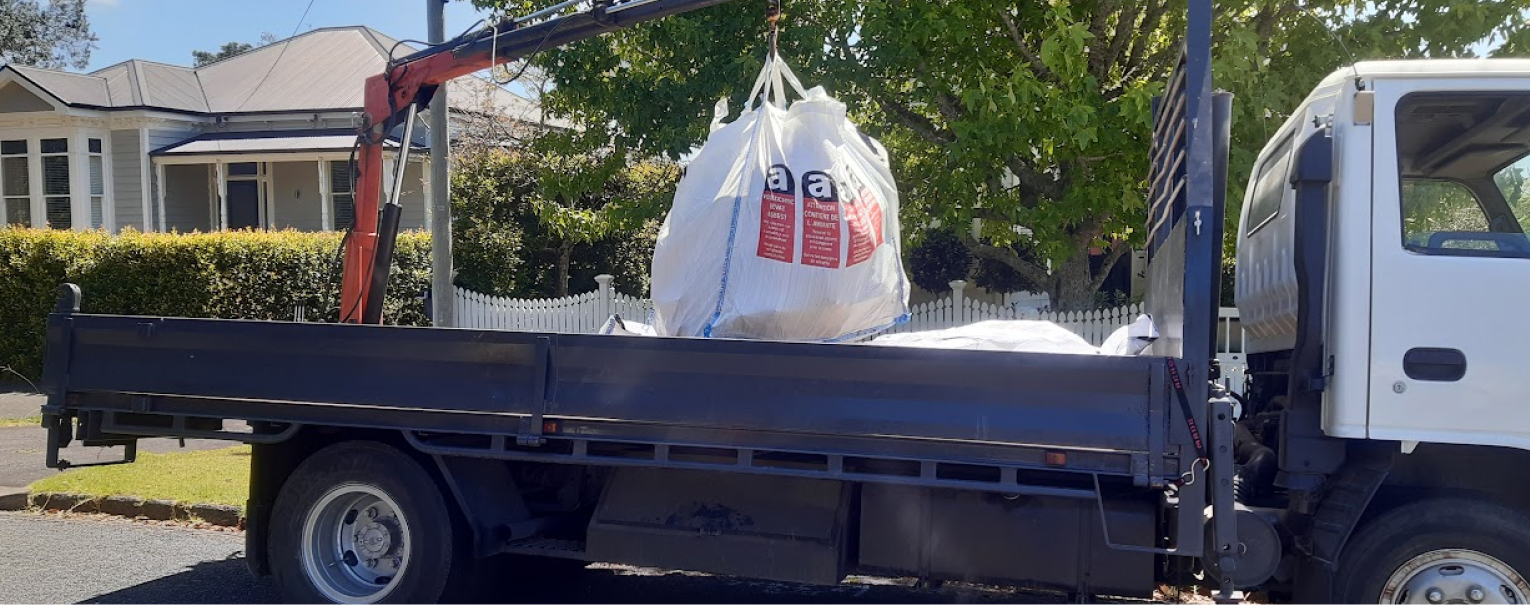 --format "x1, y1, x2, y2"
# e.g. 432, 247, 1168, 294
1213, 0, 1526, 257
1493, 158, 1530, 232
474, 0, 1524, 309
527, 147, 678, 296
192, 42, 253, 67
905, 229, 973, 293
449, 148, 679, 298
191, 33, 276, 67
0, 0, 95, 69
